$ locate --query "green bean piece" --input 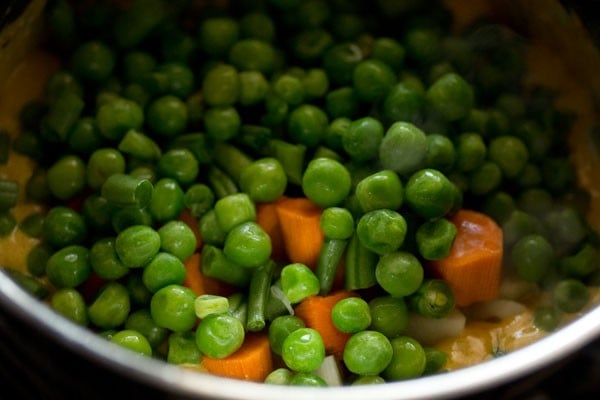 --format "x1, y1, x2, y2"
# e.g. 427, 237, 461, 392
46, 155, 86, 200
42, 206, 87, 248
196, 313, 245, 359
201, 244, 252, 287
111, 206, 154, 233
343, 330, 393, 376
237, 124, 273, 152
40, 91, 85, 143
96, 97, 144, 141
246, 261, 275, 332
405, 169, 457, 220
12, 132, 44, 162
315, 239, 348, 295
552, 279, 590, 313
115, 225, 161, 268
1, 267, 49, 299
199, 210, 226, 246
150, 178, 185, 223
281, 327, 325, 372
89, 237, 129, 280
212, 143, 254, 184
169, 133, 211, 165
228, 292, 249, 325
113, 0, 165, 48
345, 232, 378, 291
280, 263, 320, 304
416, 218, 457, 260
125, 309, 169, 349
150, 284, 197, 332
0, 179, 18, 211
240, 158, 288, 203
118, 130, 161, 162
409, 279, 455, 319
383, 336, 426, 381
379, 122, 428, 176
111, 329, 152, 357
559, 243, 599, 278
51, 288, 88, 326
224, 221, 272, 269
266, 139, 307, 186
167, 331, 202, 365
214, 193, 256, 233
101, 173, 153, 208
